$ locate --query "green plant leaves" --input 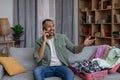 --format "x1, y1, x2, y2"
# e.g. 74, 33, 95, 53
12, 24, 24, 34
11, 24, 24, 40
